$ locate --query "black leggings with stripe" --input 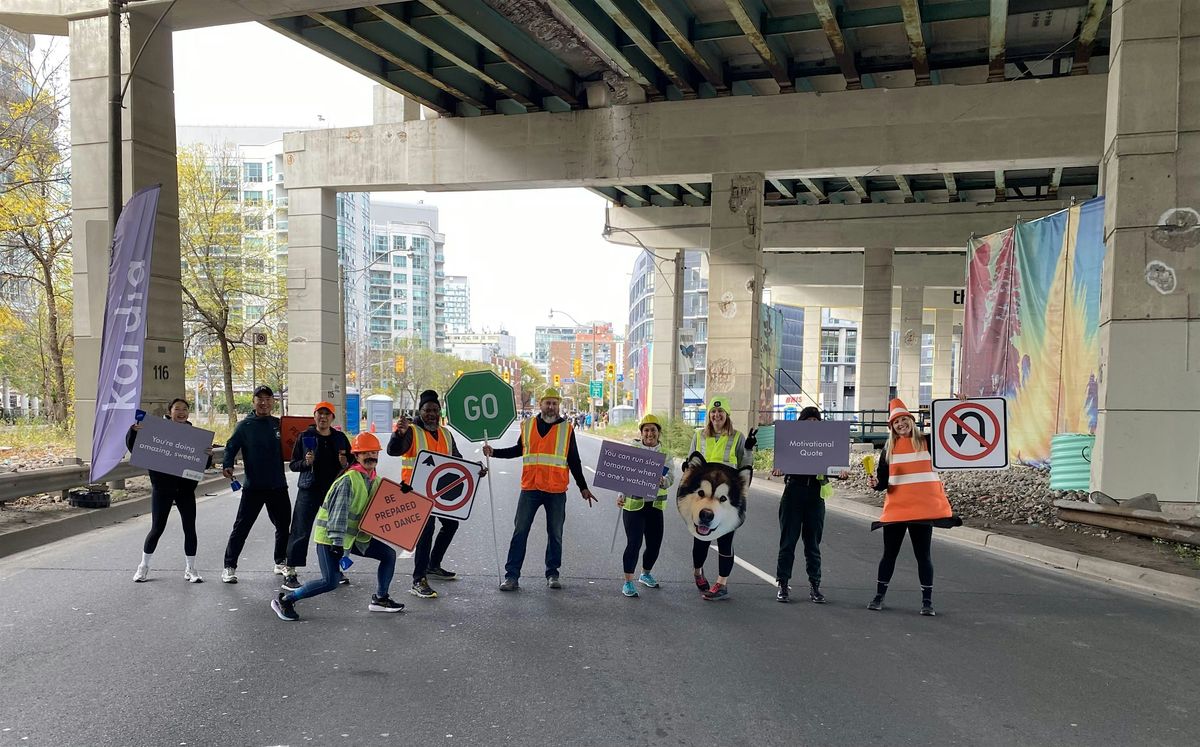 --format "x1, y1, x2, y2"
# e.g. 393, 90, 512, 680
877, 523, 934, 587
692, 532, 735, 577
